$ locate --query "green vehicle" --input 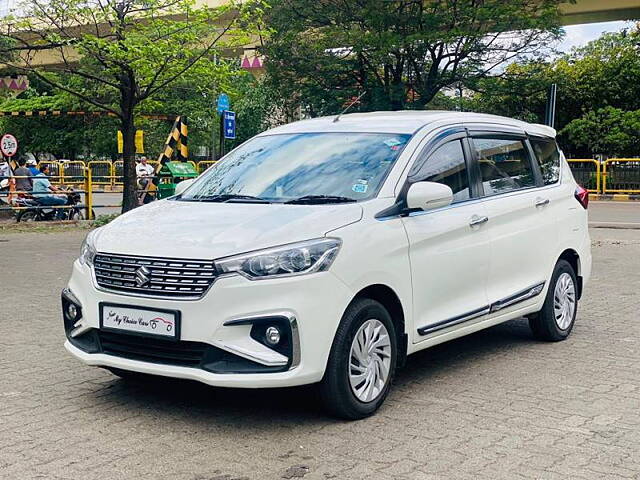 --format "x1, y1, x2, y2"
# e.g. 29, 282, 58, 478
156, 161, 199, 199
